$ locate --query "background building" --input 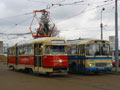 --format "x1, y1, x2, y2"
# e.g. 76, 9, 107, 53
0, 41, 7, 62
109, 36, 115, 51
0, 41, 3, 54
